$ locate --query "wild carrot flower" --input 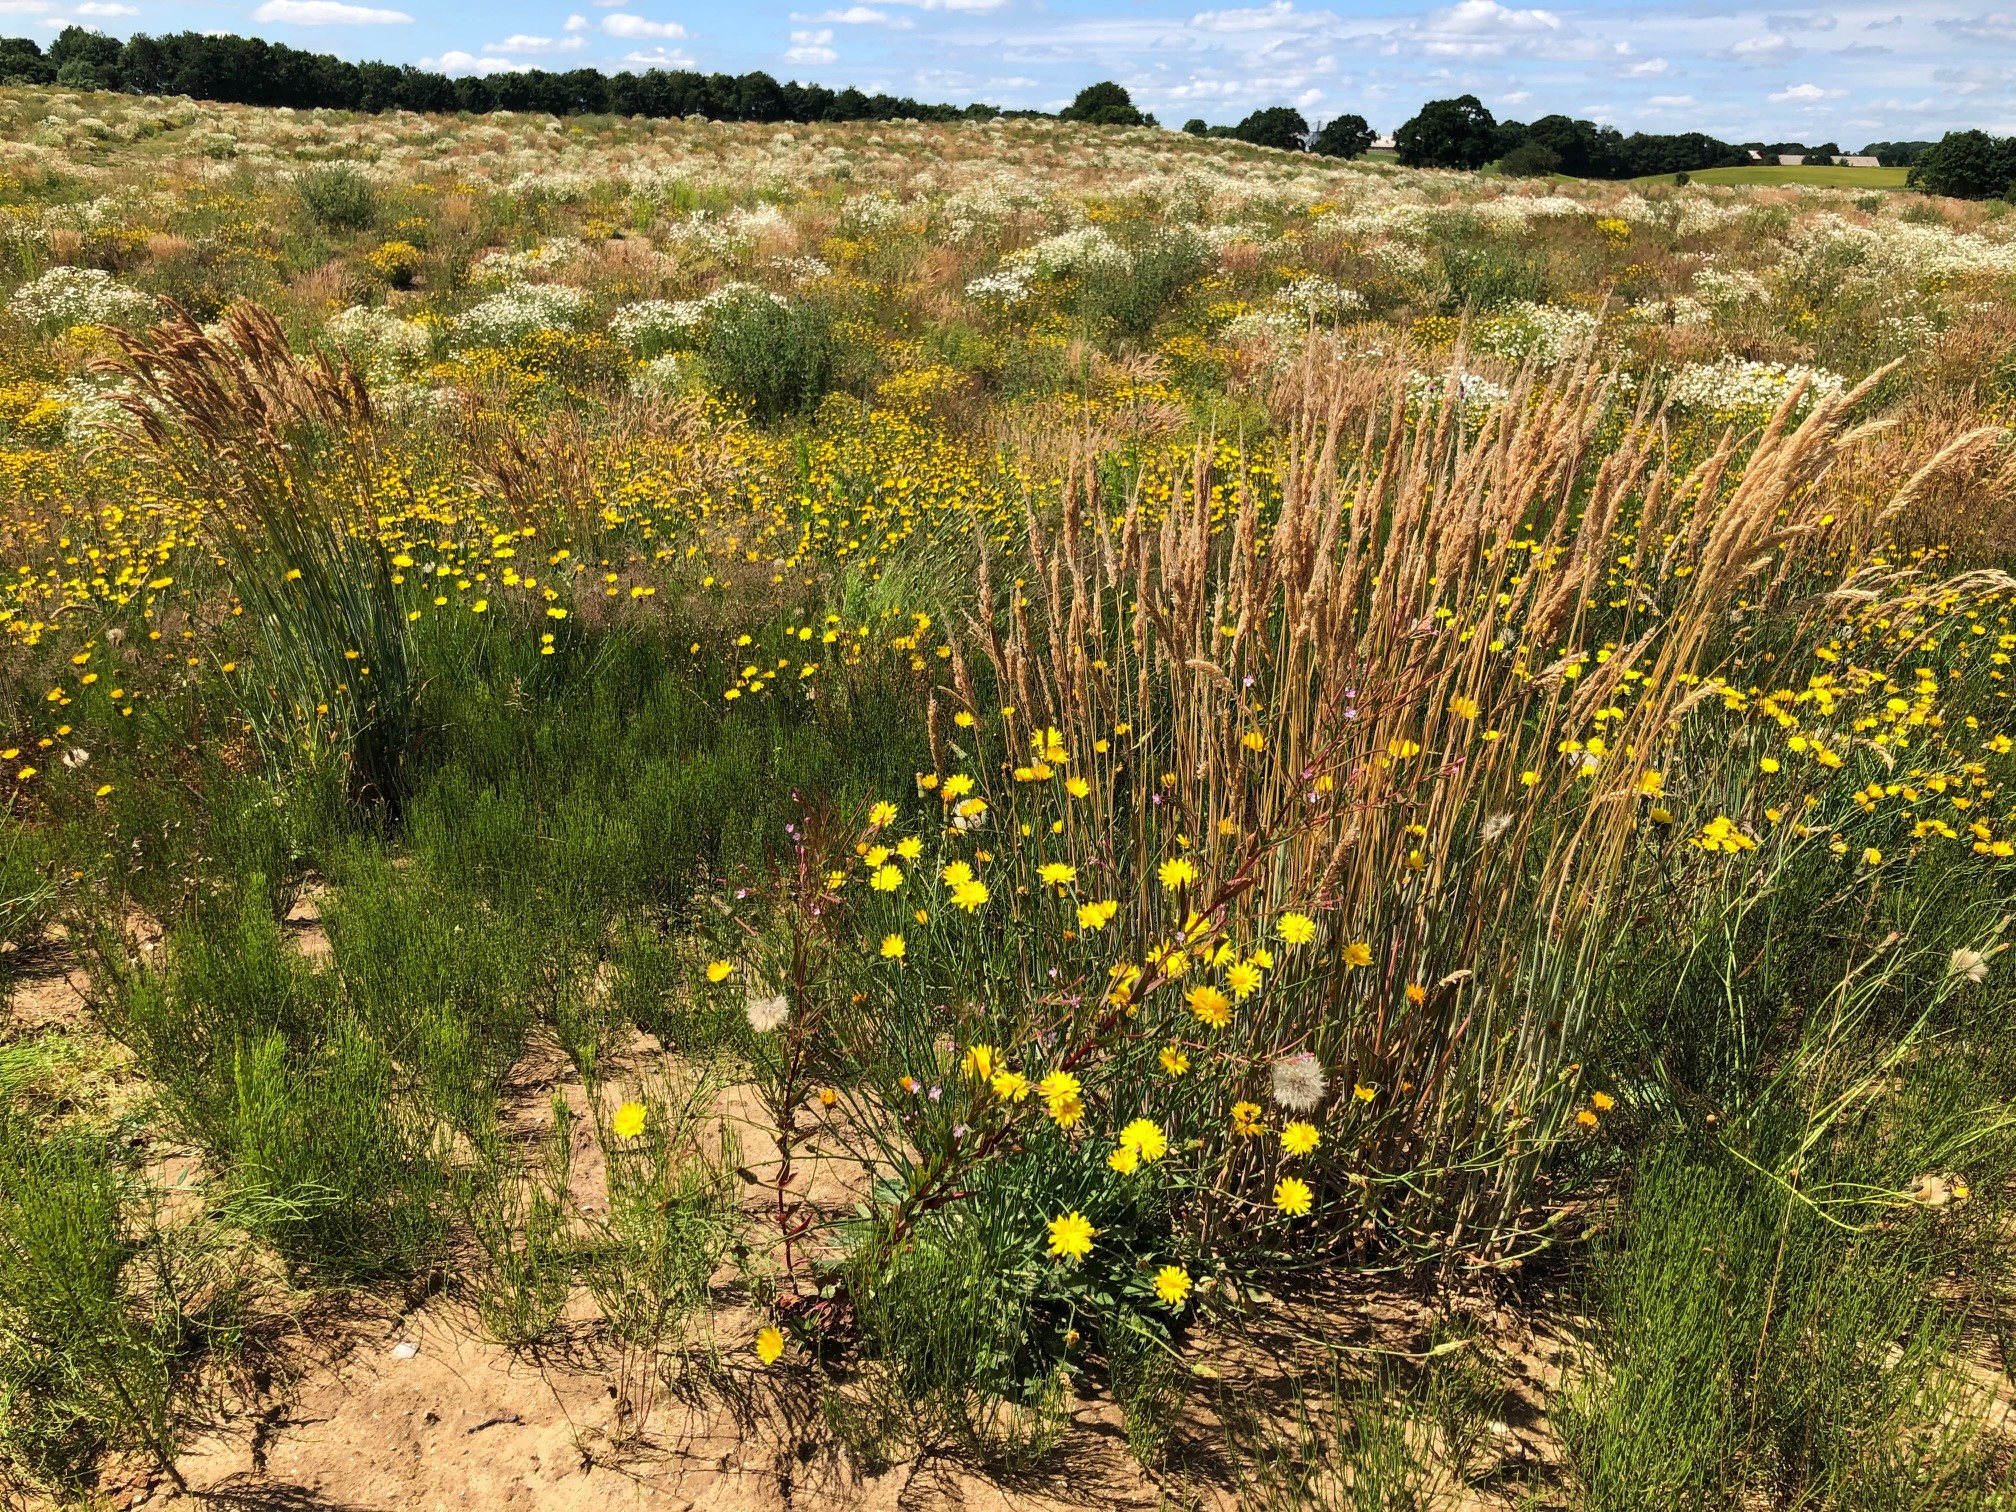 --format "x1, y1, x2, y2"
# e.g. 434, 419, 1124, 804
1047, 1210, 1096, 1262
612, 1102, 647, 1139
1273, 1177, 1313, 1217
755, 1326, 785, 1365
1154, 1265, 1192, 1308
1280, 1121, 1321, 1156
1951, 948, 1990, 985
